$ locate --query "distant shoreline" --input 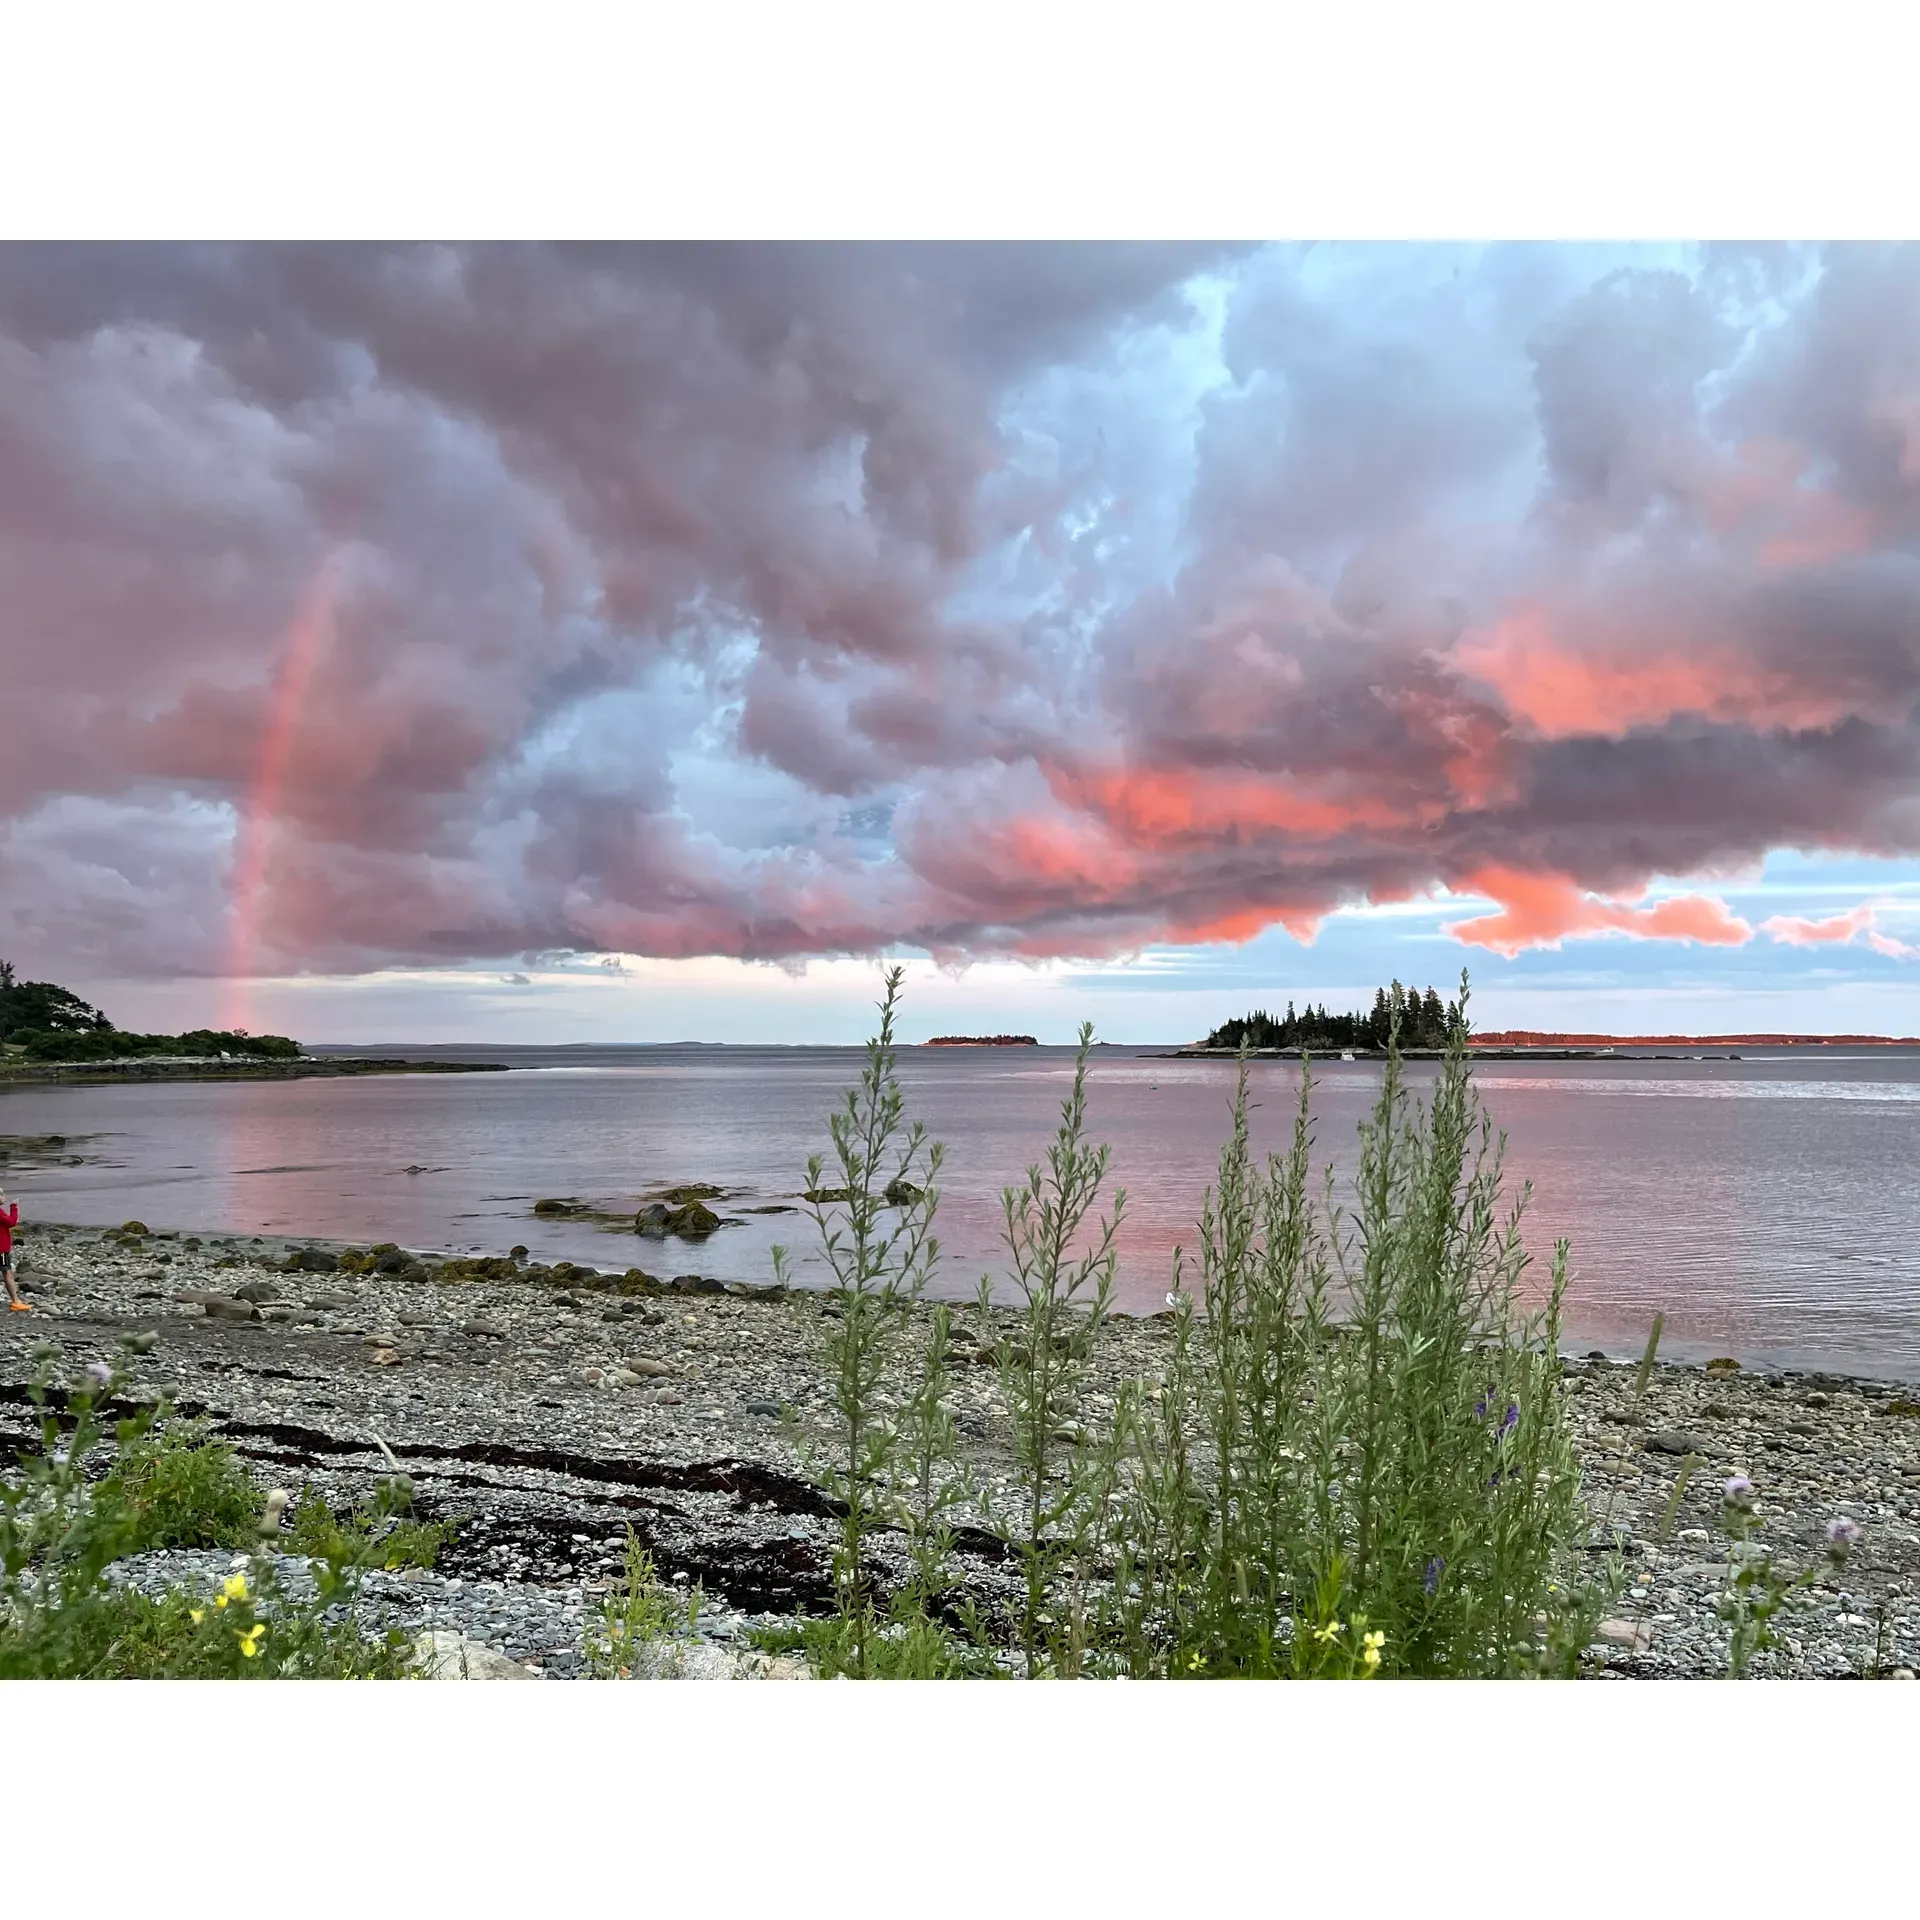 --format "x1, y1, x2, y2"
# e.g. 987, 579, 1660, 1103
1472, 1030, 1918, 1047
0, 1056, 507, 1087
